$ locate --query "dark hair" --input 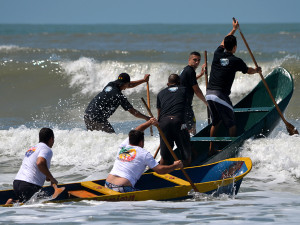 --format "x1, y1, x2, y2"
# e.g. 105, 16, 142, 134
129, 130, 144, 146
168, 74, 180, 85
189, 51, 200, 57
224, 35, 237, 51
39, 128, 54, 143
